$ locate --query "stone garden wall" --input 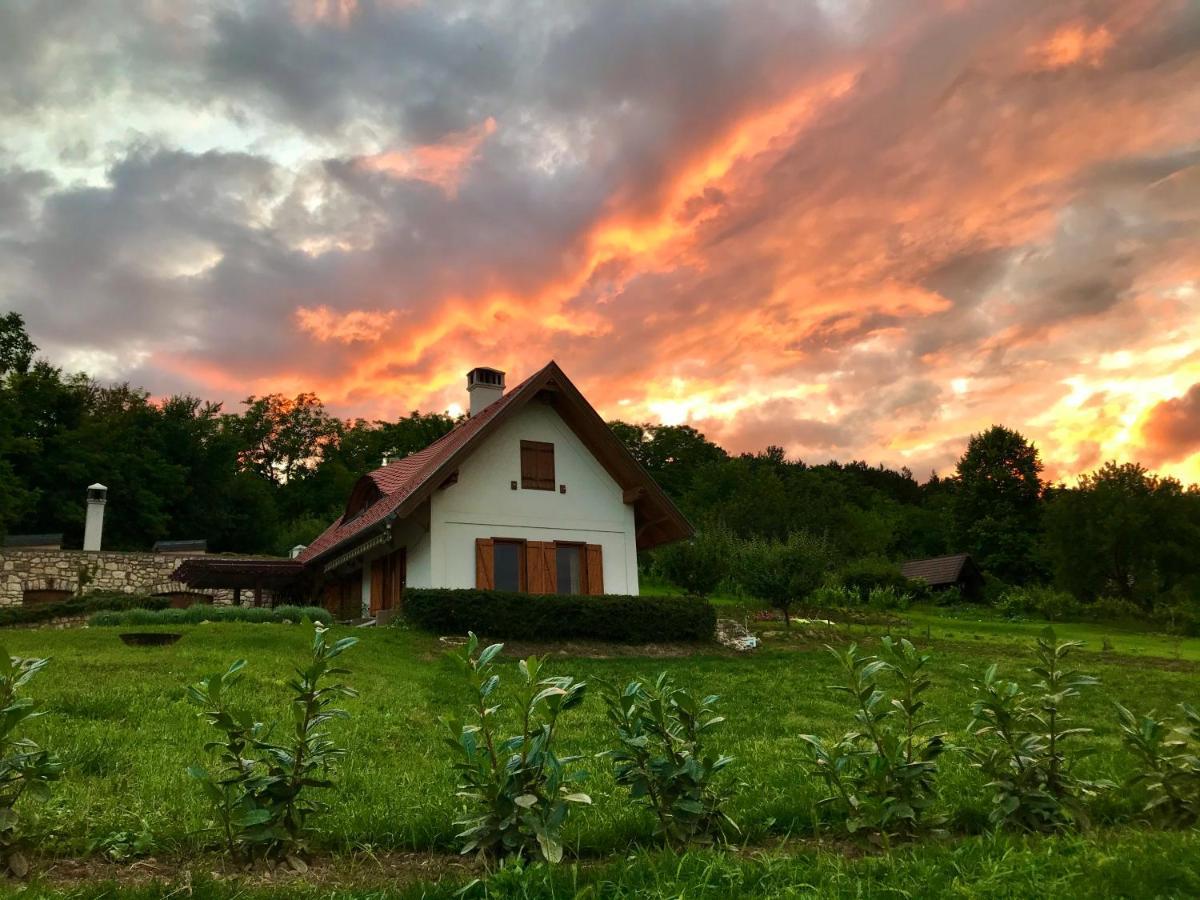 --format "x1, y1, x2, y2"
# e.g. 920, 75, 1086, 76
0, 549, 234, 608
